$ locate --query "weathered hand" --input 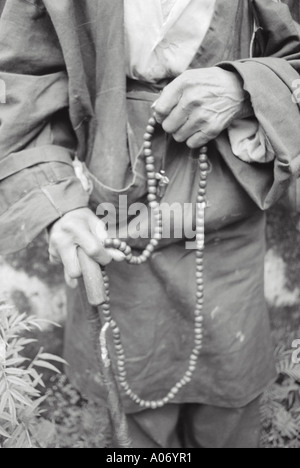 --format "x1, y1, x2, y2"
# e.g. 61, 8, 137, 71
154, 67, 252, 148
48, 208, 125, 288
